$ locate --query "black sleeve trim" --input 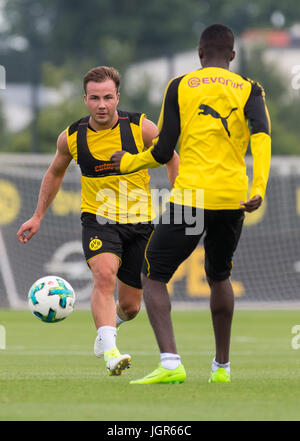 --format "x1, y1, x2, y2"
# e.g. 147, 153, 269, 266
244, 83, 270, 135
151, 76, 184, 164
